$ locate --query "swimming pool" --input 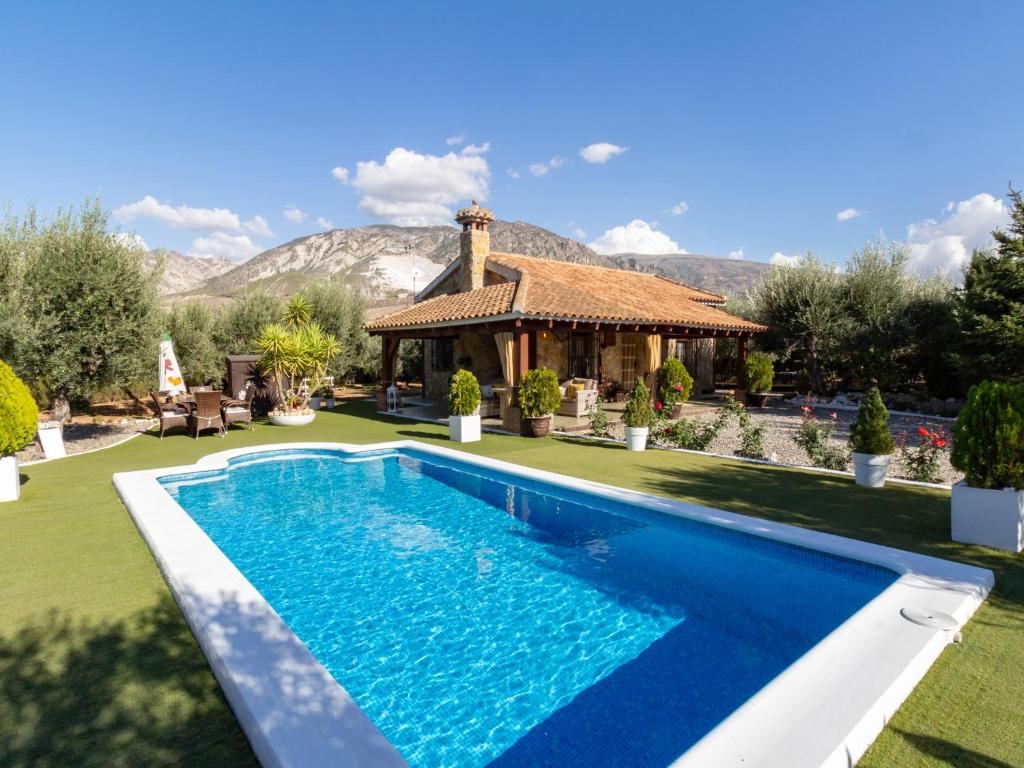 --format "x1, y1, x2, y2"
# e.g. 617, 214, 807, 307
115, 442, 993, 768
